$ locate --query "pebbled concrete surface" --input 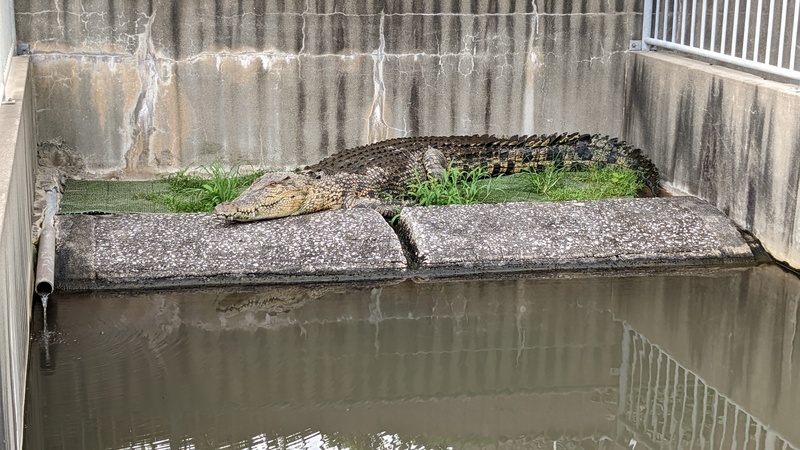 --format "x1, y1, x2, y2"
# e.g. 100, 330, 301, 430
396, 197, 755, 274
55, 209, 408, 291
55, 197, 757, 291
